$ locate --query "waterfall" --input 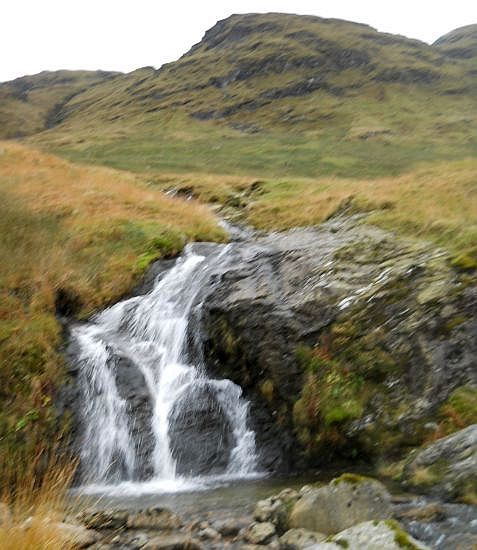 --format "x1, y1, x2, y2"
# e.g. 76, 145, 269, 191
71, 243, 258, 493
